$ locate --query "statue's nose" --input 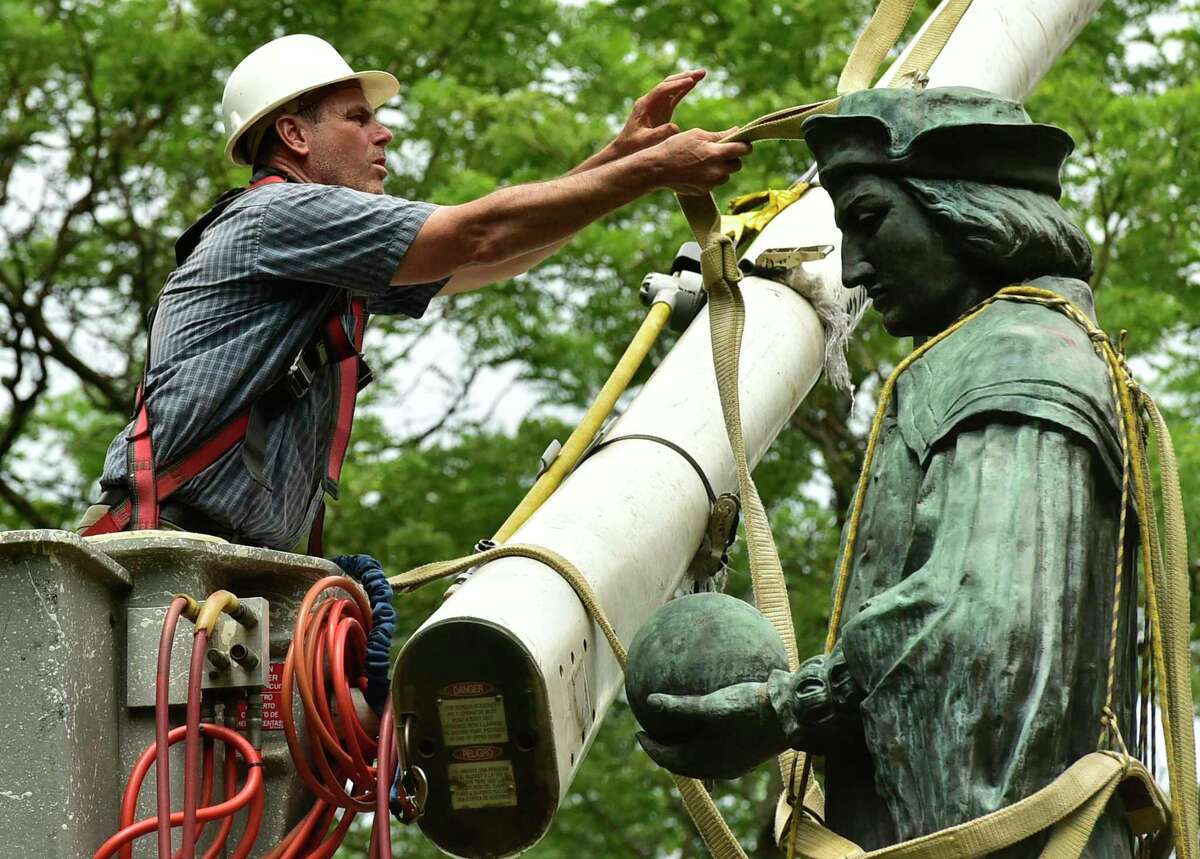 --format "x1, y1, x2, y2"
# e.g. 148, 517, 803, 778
840, 235, 875, 290
842, 256, 876, 291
